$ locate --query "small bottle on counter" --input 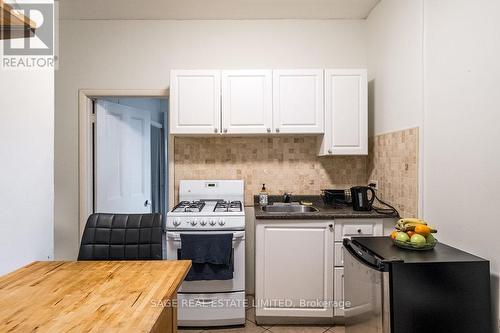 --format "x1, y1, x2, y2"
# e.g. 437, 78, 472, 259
259, 184, 268, 206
